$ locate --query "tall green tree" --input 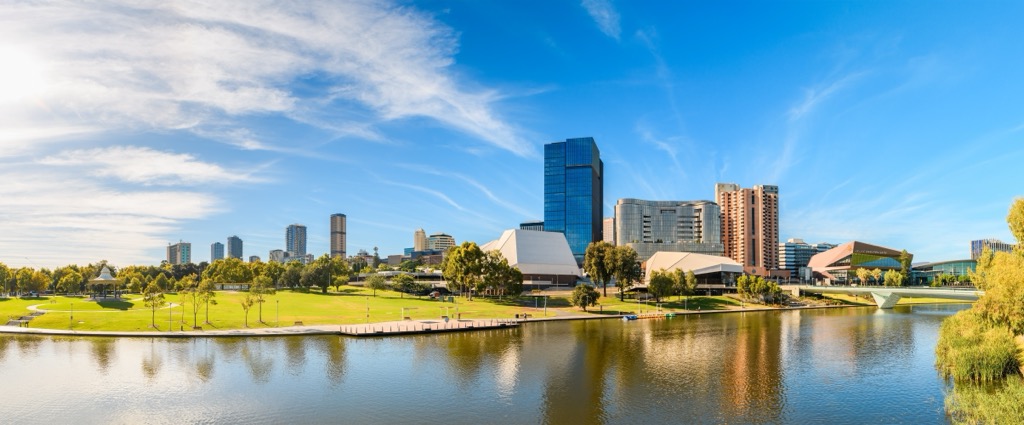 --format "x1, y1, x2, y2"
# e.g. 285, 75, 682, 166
611, 246, 642, 301
479, 251, 524, 298
251, 275, 276, 323
569, 284, 600, 311
204, 258, 253, 284
300, 256, 331, 293
143, 281, 165, 329
58, 271, 83, 295
391, 273, 416, 298
0, 262, 10, 295
364, 274, 388, 297
441, 242, 485, 300
672, 269, 697, 302
871, 268, 883, 285
648, 269, 674, 303
898, 250, 912, 286
583, 241, 615, 297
